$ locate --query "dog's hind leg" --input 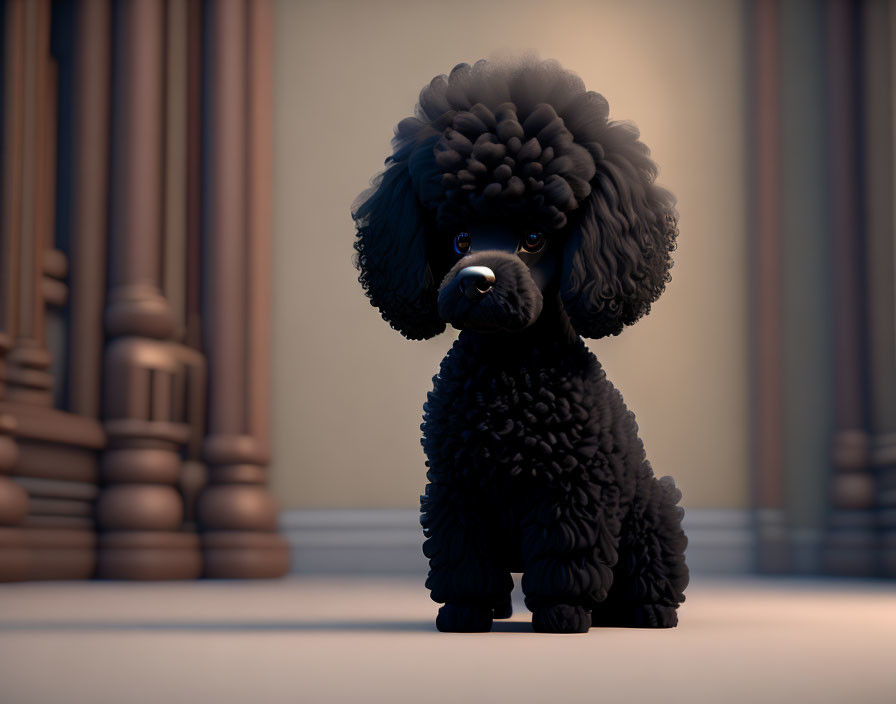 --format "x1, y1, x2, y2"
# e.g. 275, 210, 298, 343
590, 474, 689, 628
421, 483, 514, 632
